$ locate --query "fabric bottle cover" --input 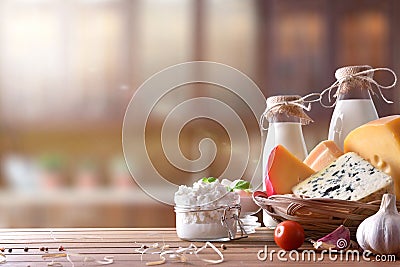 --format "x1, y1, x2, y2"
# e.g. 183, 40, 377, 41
264, 95, 313, 125
335, 65, 373, 94
320, 65, 397, 107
